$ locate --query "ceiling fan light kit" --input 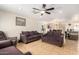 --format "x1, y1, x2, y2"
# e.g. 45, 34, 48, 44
32, 4, 55, 16
41, 11, 45, 14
